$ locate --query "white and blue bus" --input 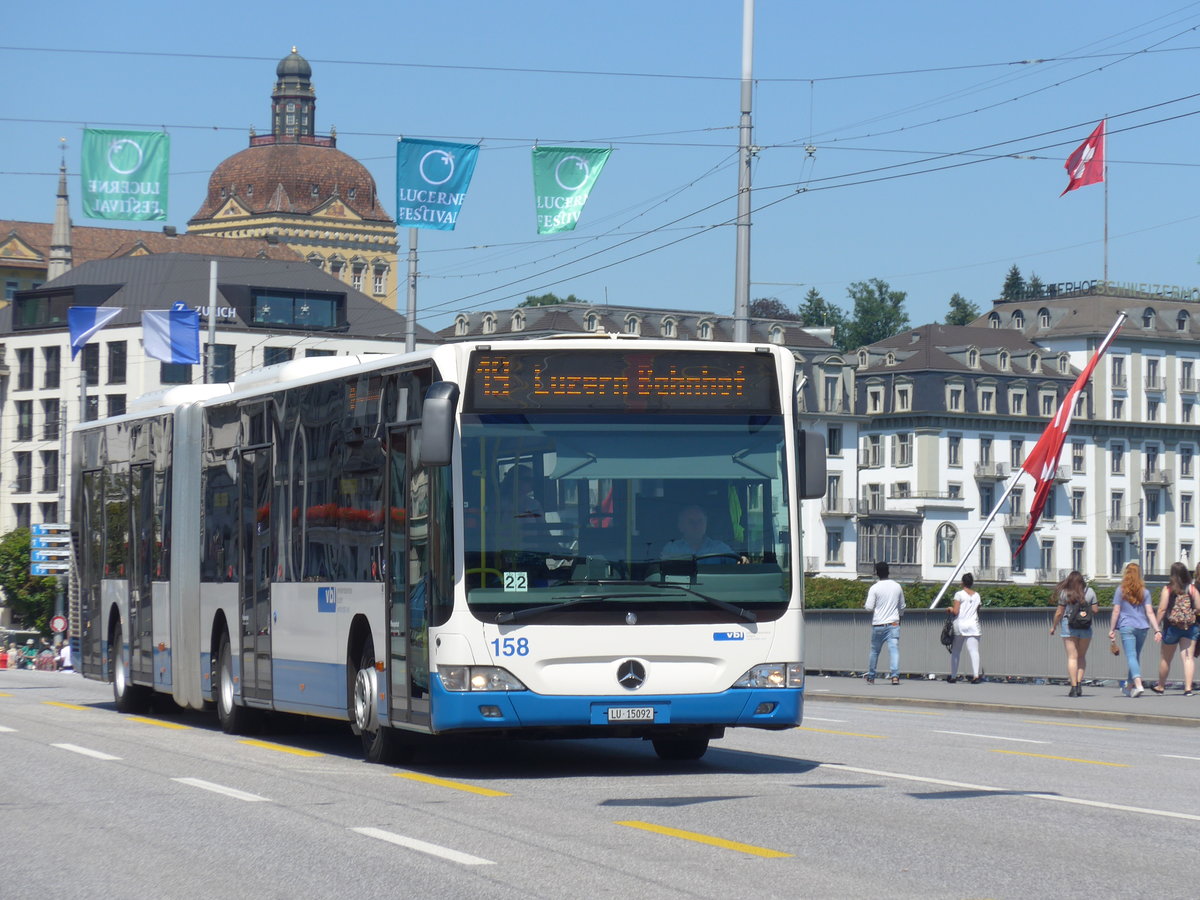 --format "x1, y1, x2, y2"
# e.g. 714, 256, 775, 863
71, 337, 825, 761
